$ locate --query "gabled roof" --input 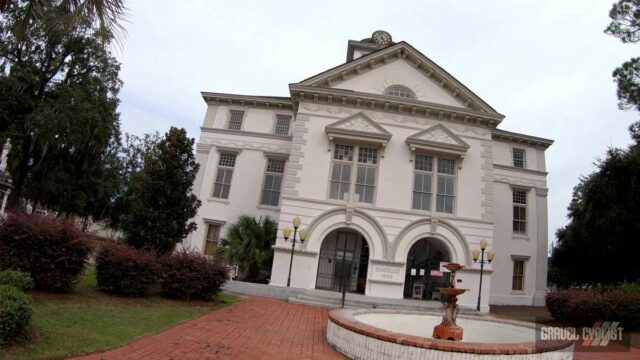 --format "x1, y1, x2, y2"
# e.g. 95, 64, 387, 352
297, 41, 500, 116
325, 112, 392, 143
406, 124, 470, 155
